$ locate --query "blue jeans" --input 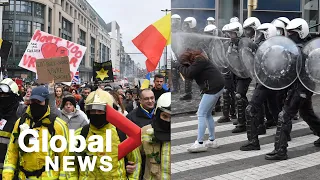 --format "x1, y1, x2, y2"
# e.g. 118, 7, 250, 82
197, 88, 224, 142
